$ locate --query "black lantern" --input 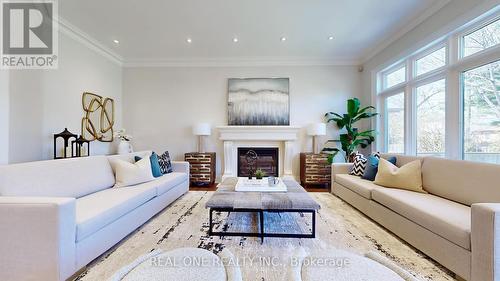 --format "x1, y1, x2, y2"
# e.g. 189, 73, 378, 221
72, 135, 91, 157
53, 128, 77, 159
